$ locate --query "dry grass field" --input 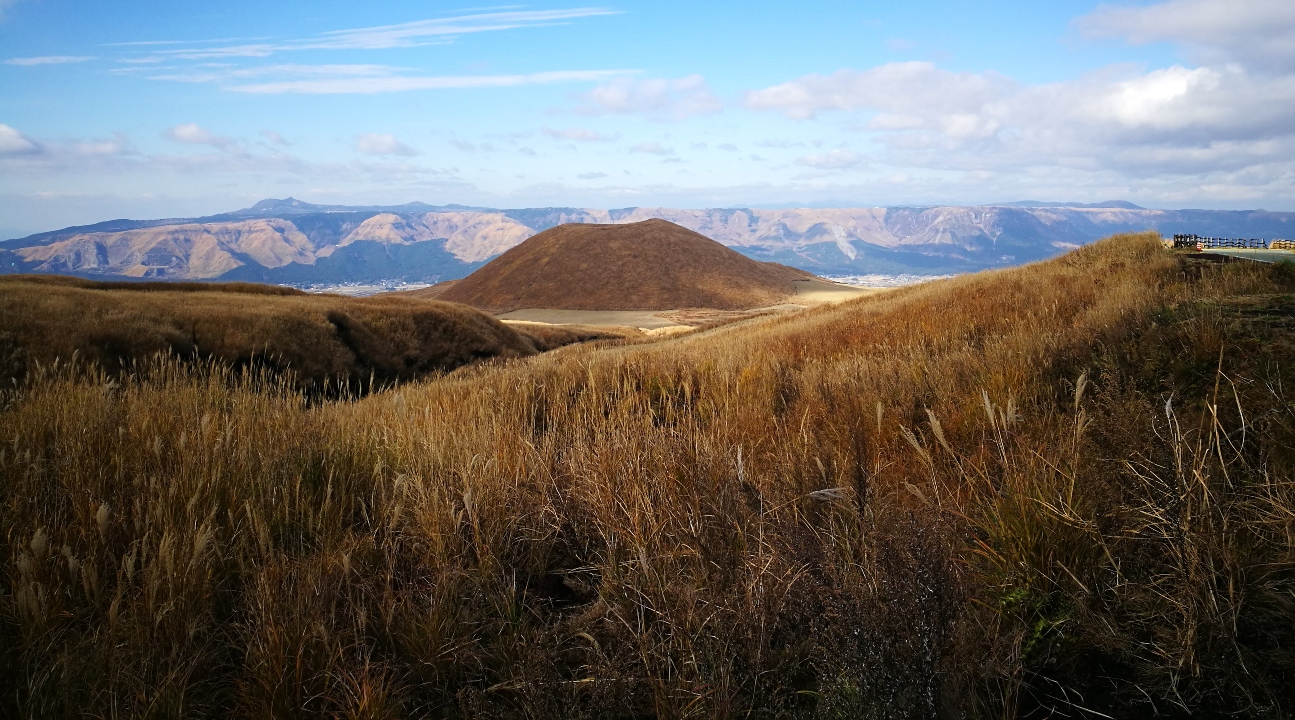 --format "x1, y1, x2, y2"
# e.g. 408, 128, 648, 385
2, 233, 1294, 718
0, 276, 627, 393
